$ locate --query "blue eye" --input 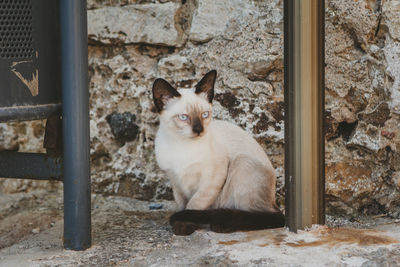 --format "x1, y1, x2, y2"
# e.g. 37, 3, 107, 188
201, 111, 209, 119
178, 114, 189, 121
